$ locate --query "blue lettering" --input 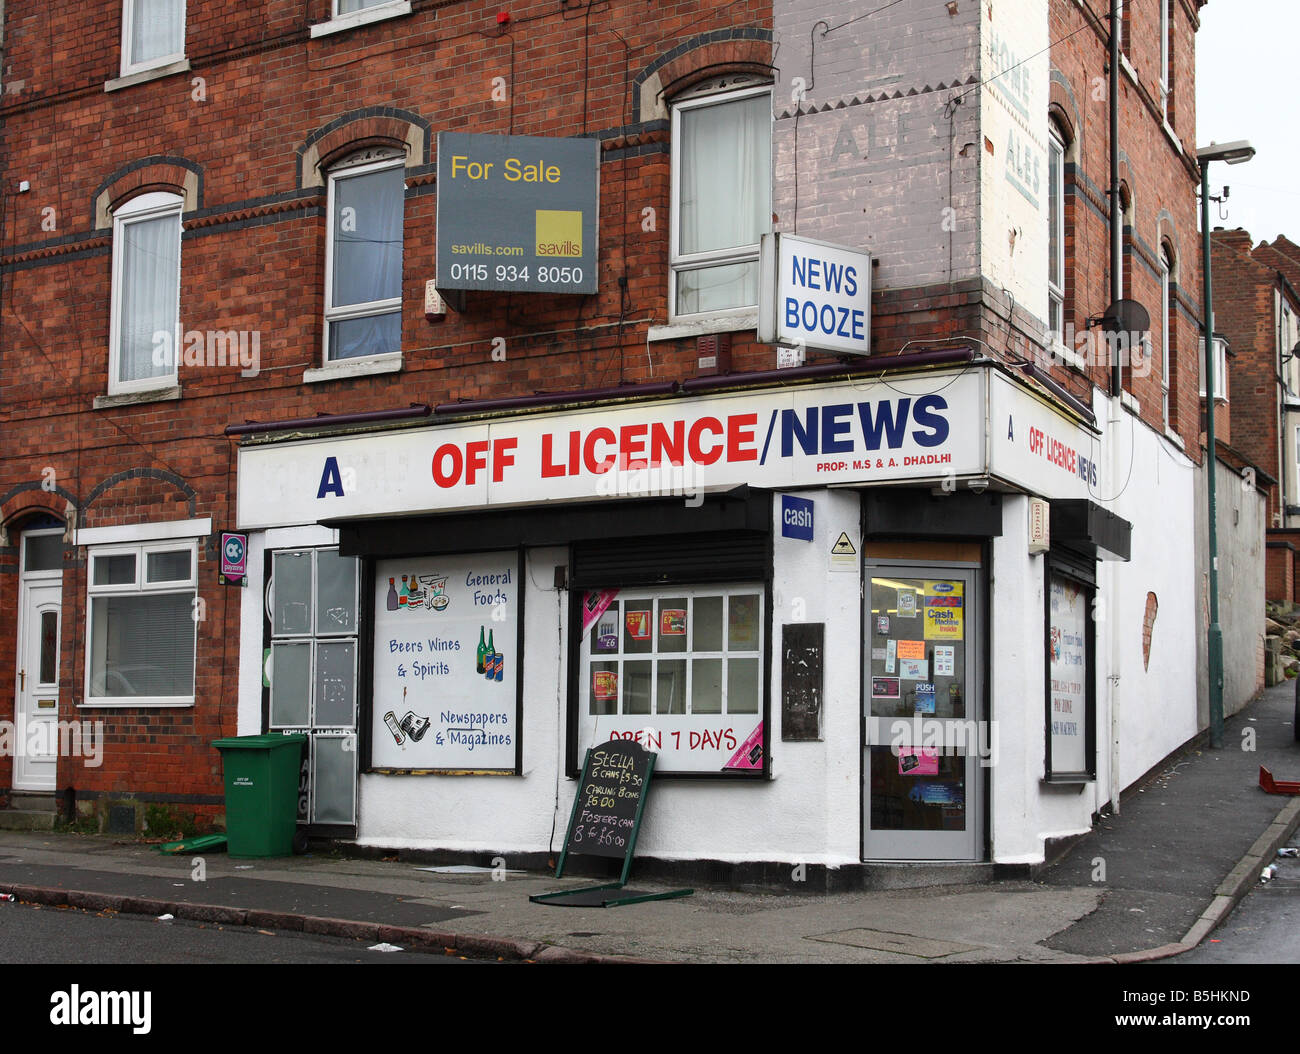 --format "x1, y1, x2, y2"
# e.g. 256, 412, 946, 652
820, 304, 836, 335
802, 301, 817, 331
317, 456, 345, 498
785, 297, 800, 328
821, 403, 853, 453
851, 309, 865, 340
781, 407, 819, 457
911, 395, 950, 448
845, 266, 858, 297
792, 255, 808, 288
824, 261, 843, 293
808, 258, 821, 288
857, 399, 910, 449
